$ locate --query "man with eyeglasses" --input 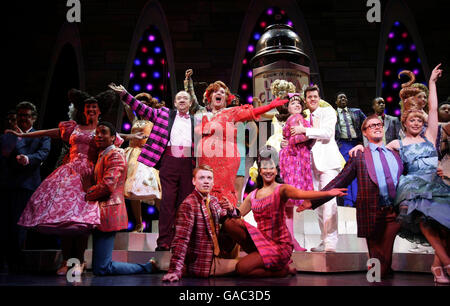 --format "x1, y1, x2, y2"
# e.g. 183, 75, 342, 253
0, 101, 51, 273
297, 114, 403, 279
